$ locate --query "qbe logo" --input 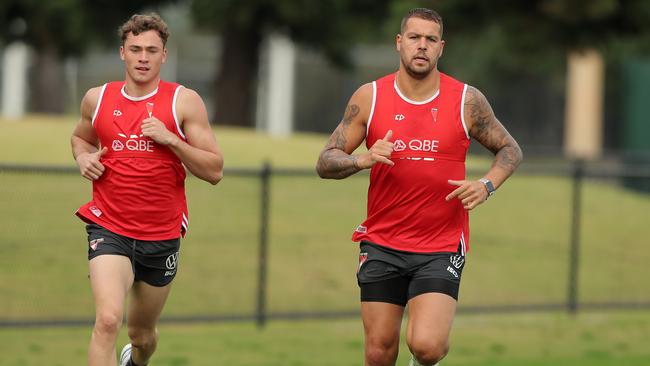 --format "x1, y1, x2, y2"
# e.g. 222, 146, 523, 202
111, 138, 154, 152
393, 139, 407, 152
112, 140, 124, 151
392, 139, 439, 152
